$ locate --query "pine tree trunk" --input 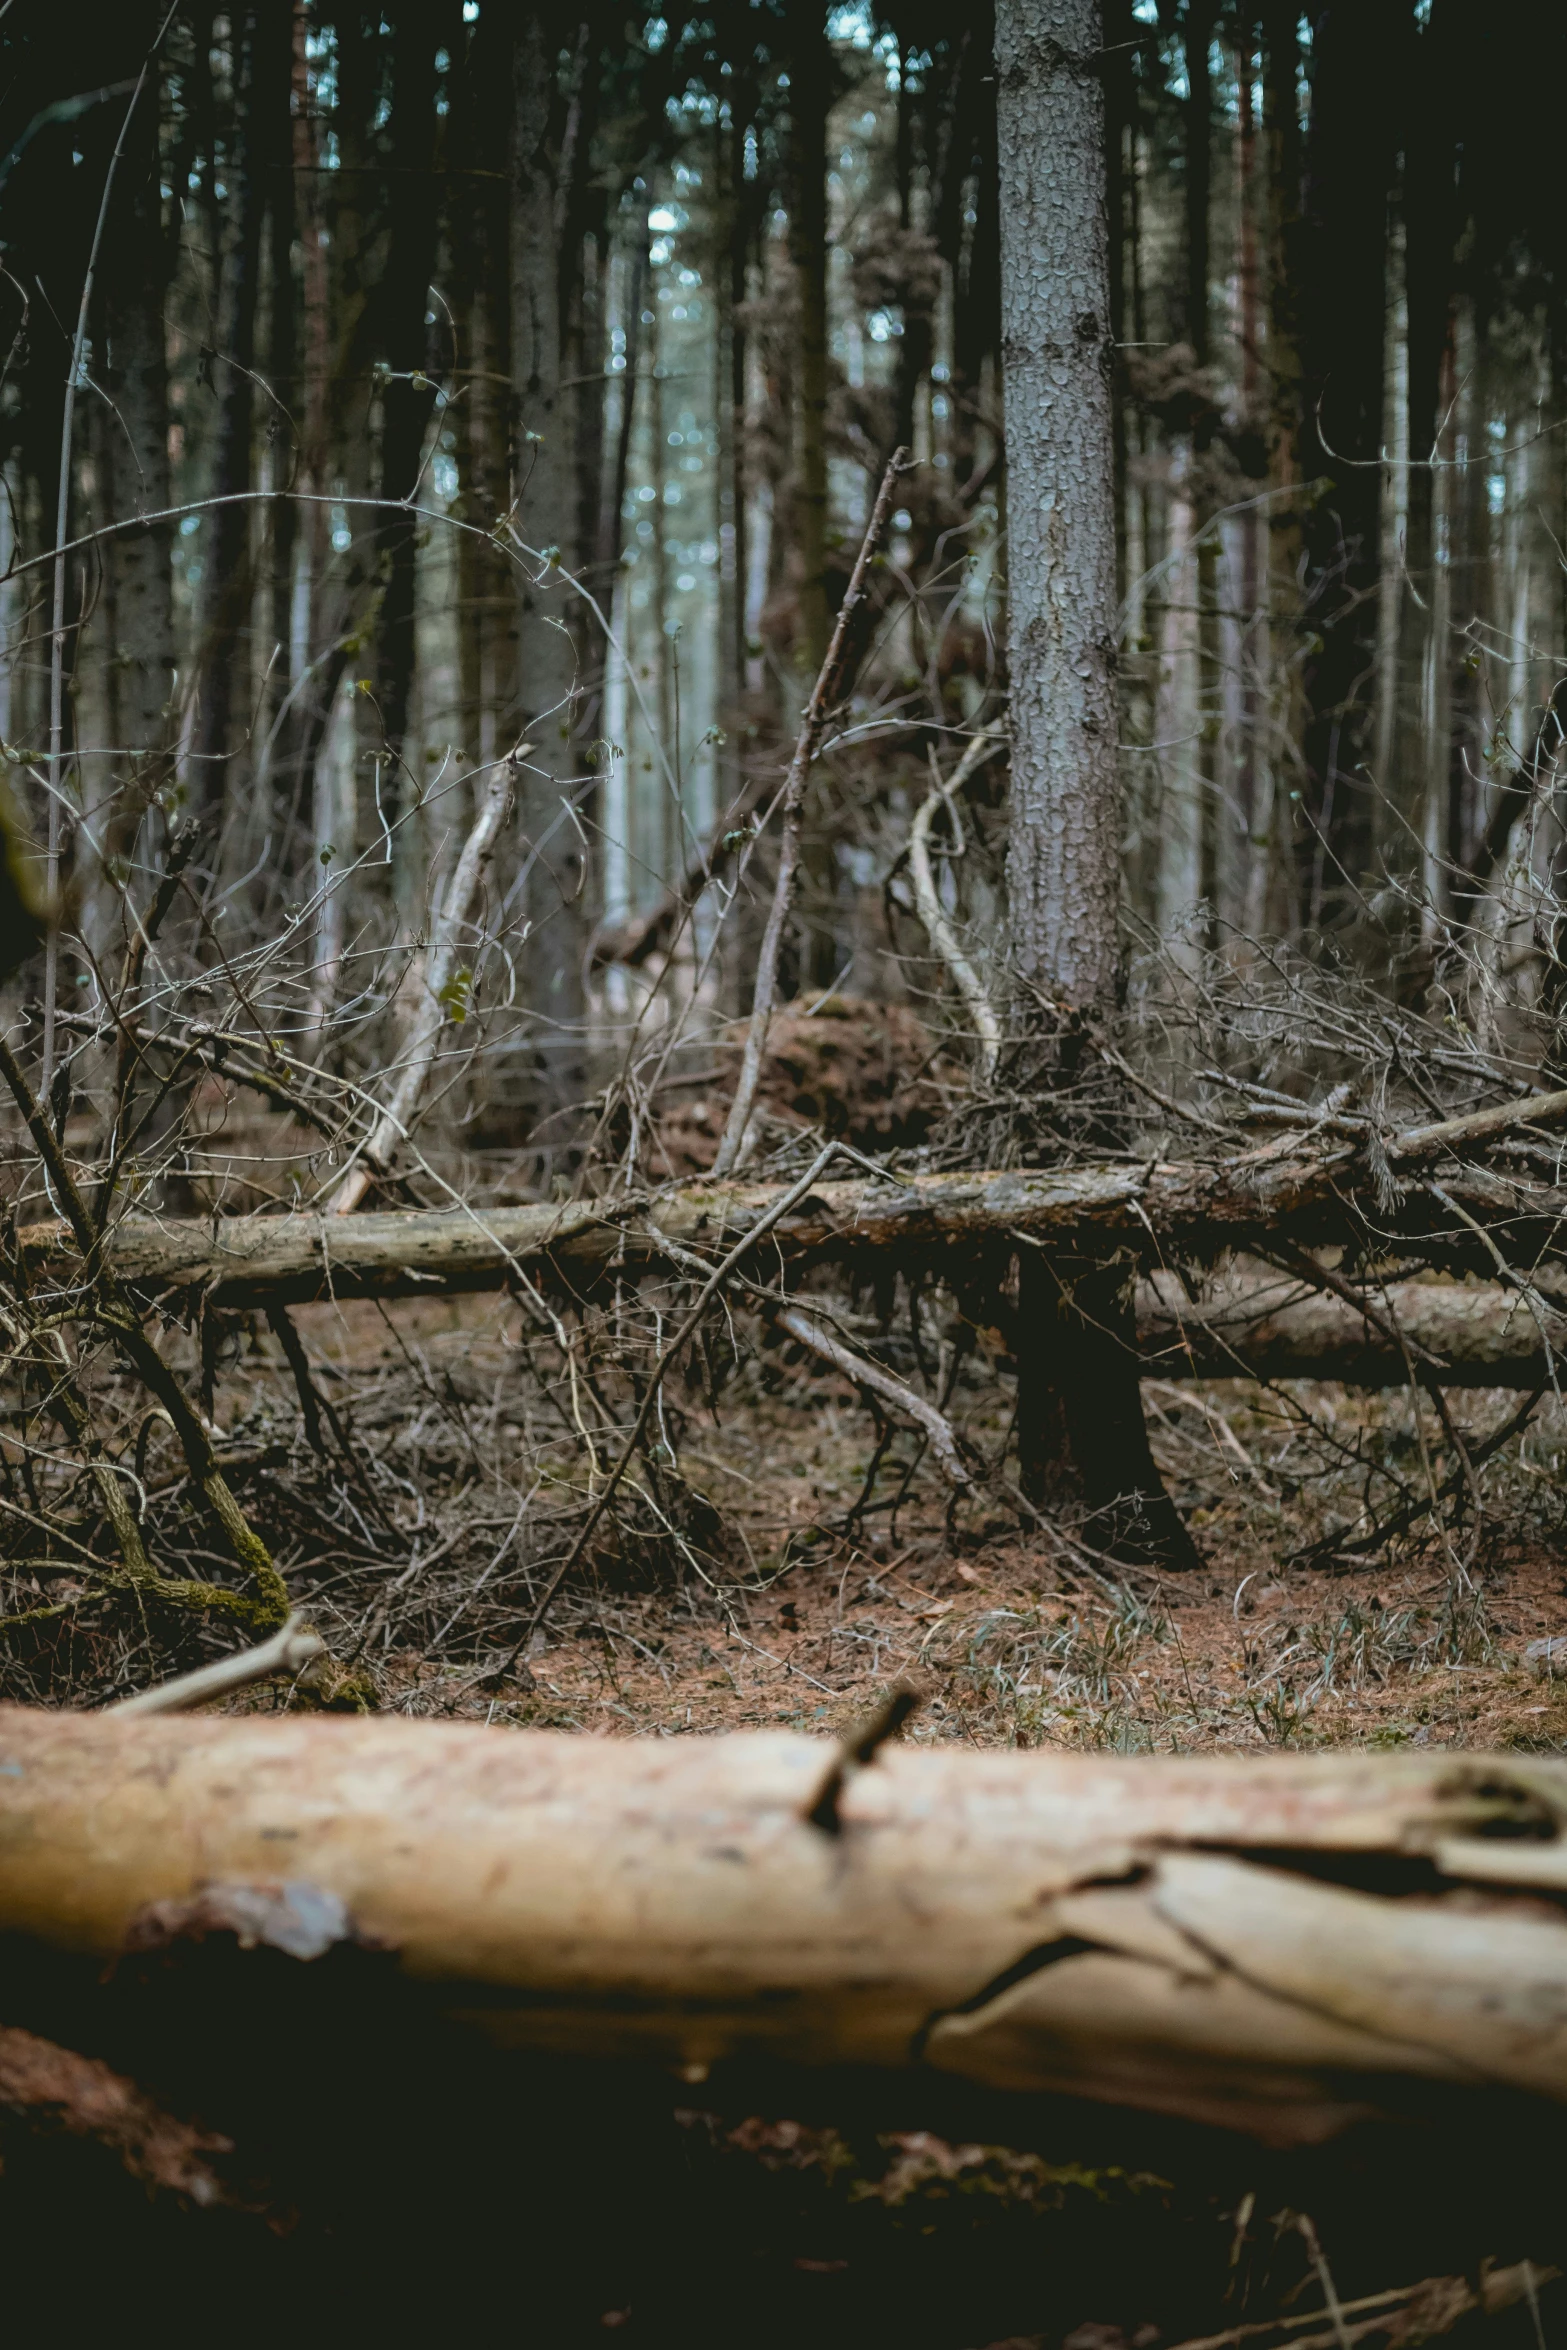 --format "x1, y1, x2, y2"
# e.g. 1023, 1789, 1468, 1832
192, 6, 291, 824
371, 0, 441, 854
512, 10, 588, 1137
994, 0, 1195, 1566
994, 0, 1121, 1026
